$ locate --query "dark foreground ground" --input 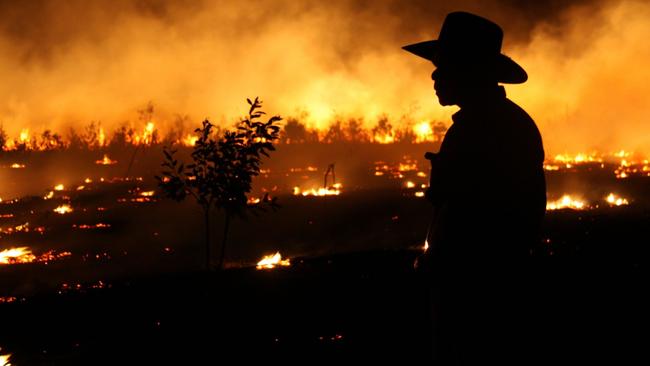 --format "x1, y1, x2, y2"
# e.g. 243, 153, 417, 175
1, 147, 649, 364
1, 246, 646, 365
